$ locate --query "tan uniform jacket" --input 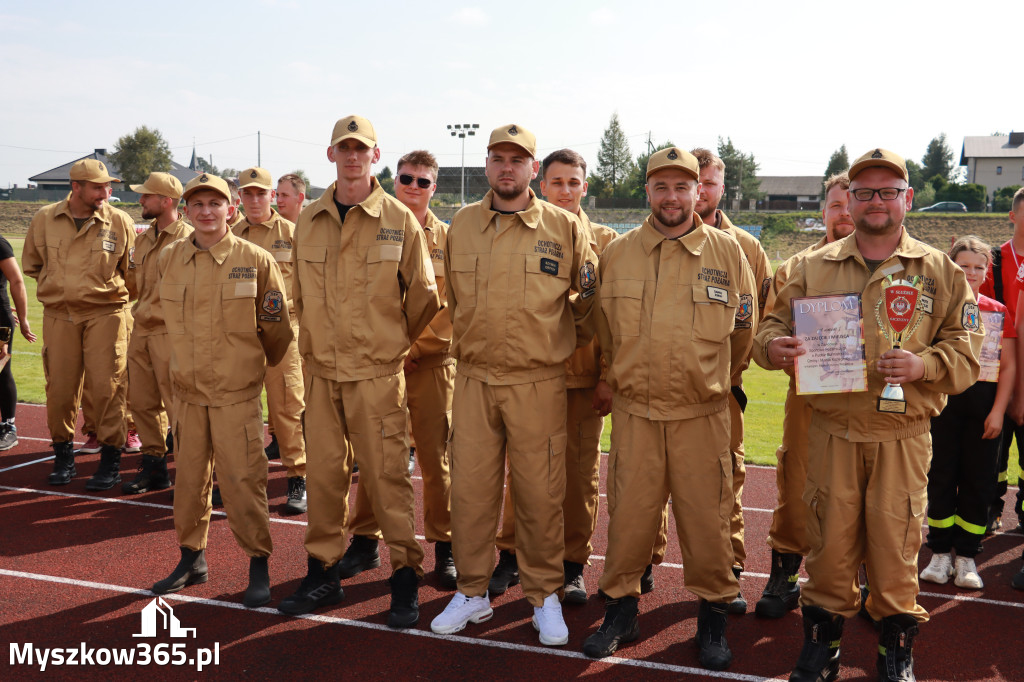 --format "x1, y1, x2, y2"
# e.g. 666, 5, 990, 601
408, 210, 453, 365
753, 227, 983, 441
566, 211, 618, 389
232, 209, 296, 305
23, 198, 136, 322
128, 217, 193, 335
596, 214, 757, 421
292, 178, 440, 382
158, 230, 293, 407
444, 189, 600, 385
